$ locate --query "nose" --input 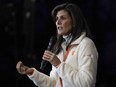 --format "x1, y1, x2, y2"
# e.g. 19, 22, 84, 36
56, 19, 61, 25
